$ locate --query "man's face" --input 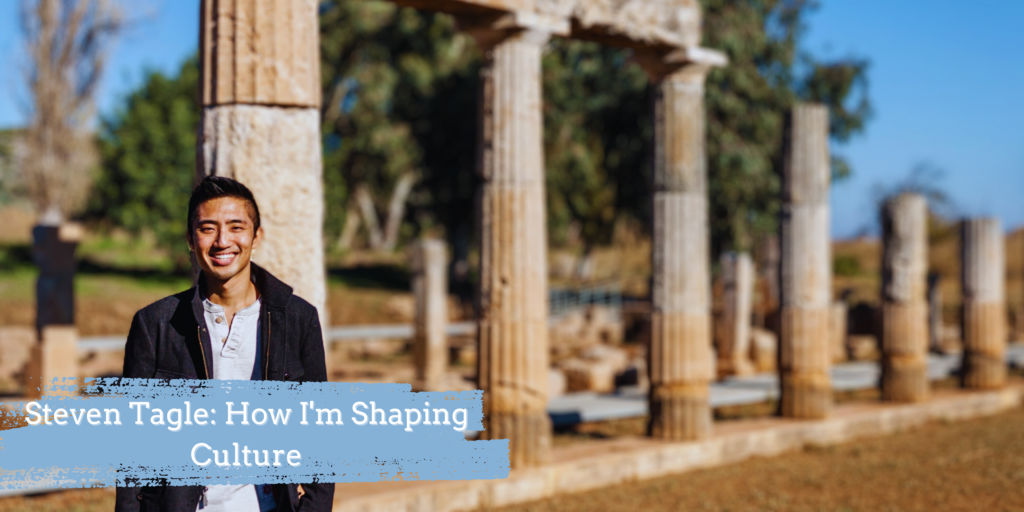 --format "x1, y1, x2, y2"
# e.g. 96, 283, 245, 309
189, 197, 261, 284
